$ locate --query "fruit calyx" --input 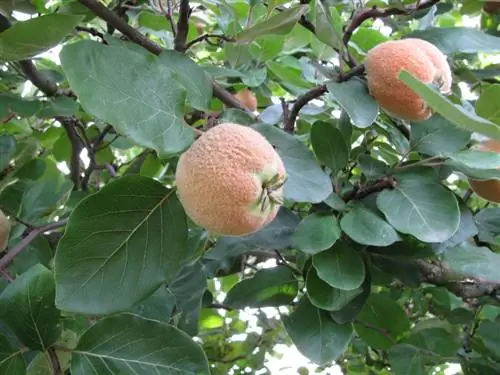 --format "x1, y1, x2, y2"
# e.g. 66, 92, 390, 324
258, 173, 288, 212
